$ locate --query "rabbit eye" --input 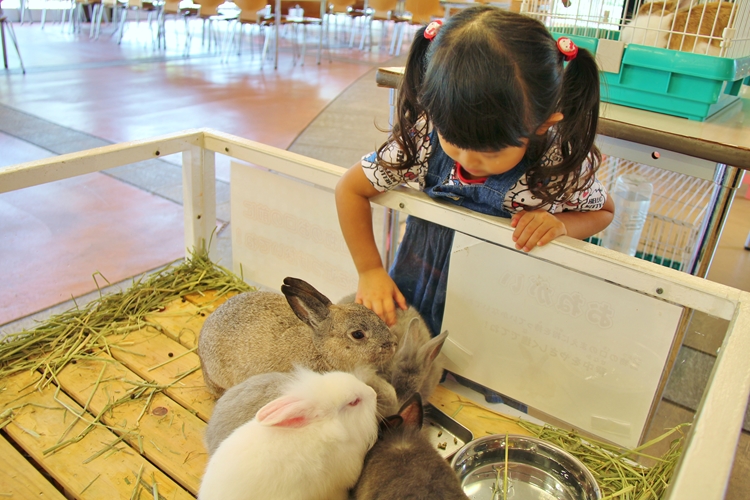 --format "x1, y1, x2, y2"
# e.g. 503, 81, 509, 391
348, 398, 361, 407
351, 330, 365, 340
